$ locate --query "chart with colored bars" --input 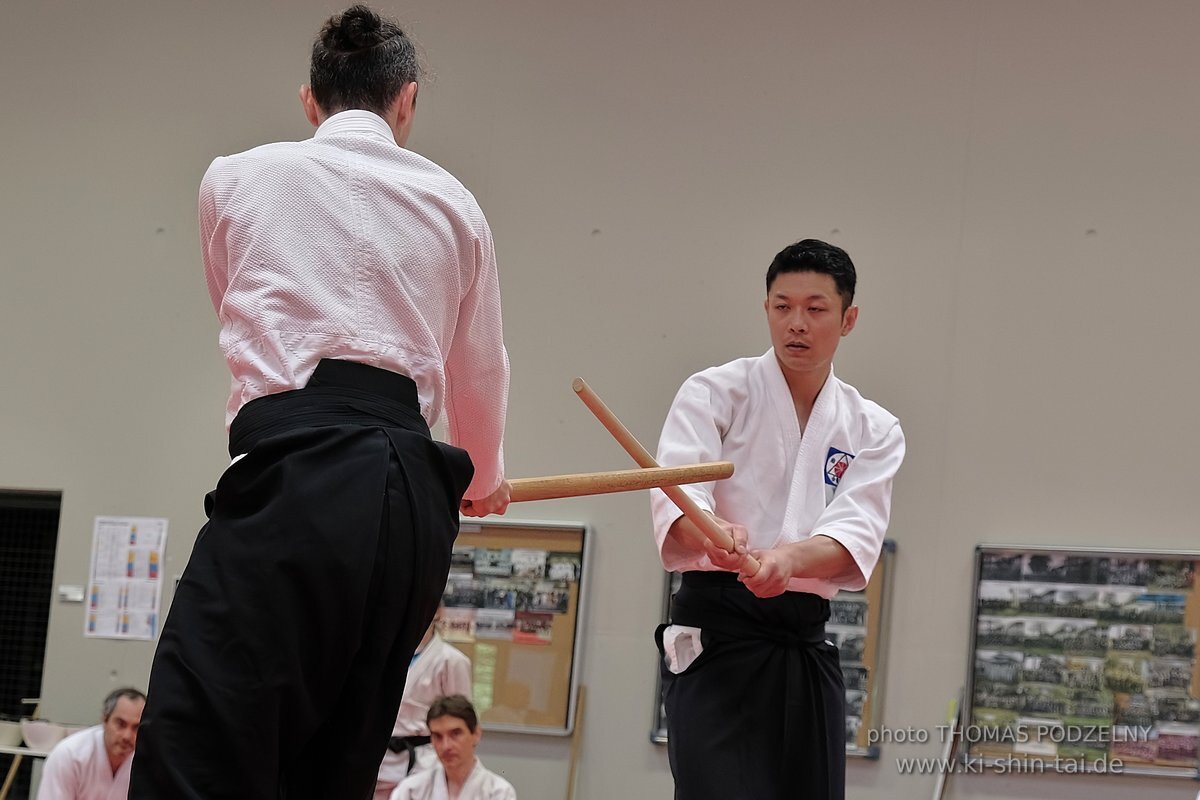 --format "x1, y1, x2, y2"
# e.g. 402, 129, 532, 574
85, 516, 167, 641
